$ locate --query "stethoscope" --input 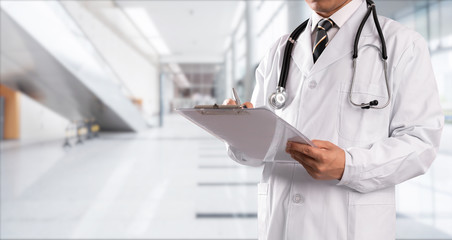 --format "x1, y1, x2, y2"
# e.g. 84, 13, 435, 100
269, 0, 391, 110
